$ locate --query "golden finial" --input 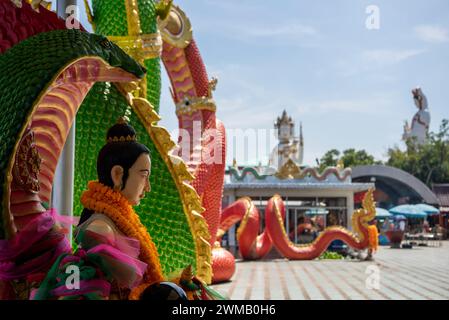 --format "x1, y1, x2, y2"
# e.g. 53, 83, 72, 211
336, 159, 344, 170
156, 0, 173, 20
208, 77, 218, 97
232, 158, 237, 168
